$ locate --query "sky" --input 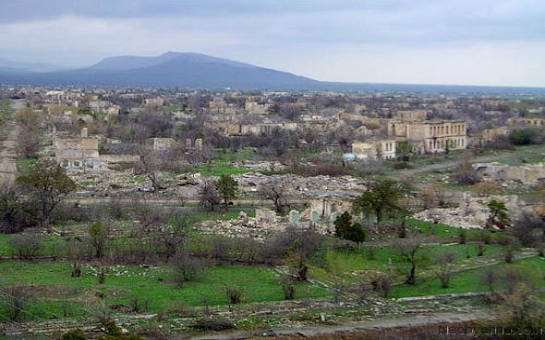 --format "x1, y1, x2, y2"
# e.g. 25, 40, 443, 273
0, 0, 544, 87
